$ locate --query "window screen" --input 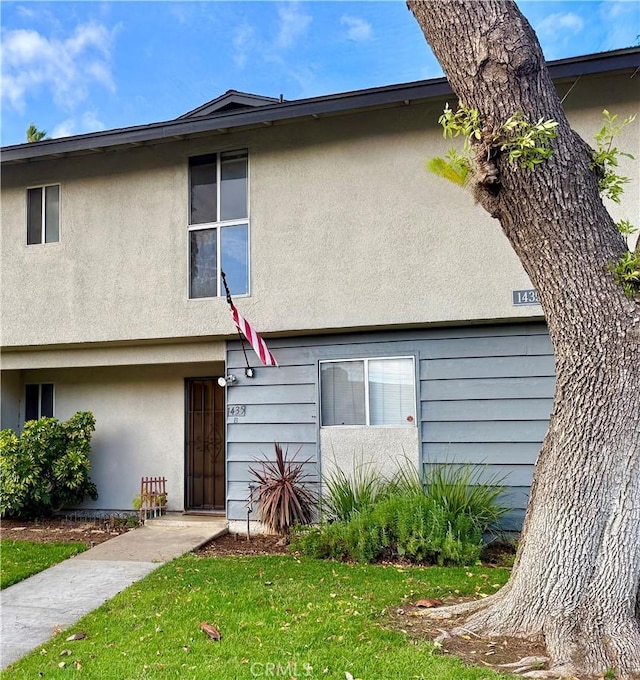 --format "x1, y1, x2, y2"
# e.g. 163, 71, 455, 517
320, 357, 415, 426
